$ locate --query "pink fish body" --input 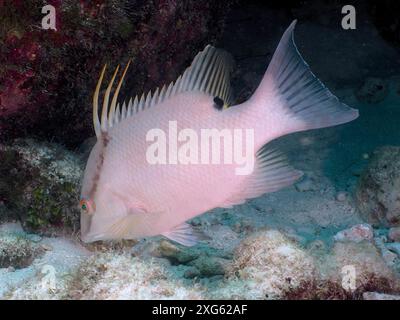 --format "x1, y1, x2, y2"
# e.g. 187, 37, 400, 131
80, 21, 358, 245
